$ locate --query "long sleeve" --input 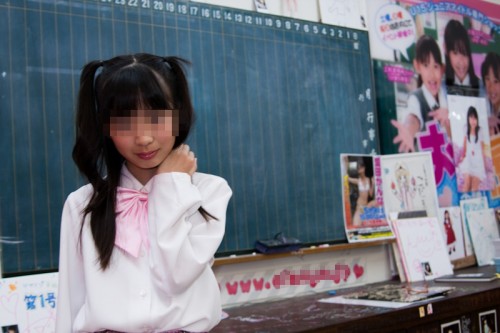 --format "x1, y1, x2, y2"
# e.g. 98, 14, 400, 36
148, 172, 232, 295
55, 187, 90, 333
54, 170, 232, 333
